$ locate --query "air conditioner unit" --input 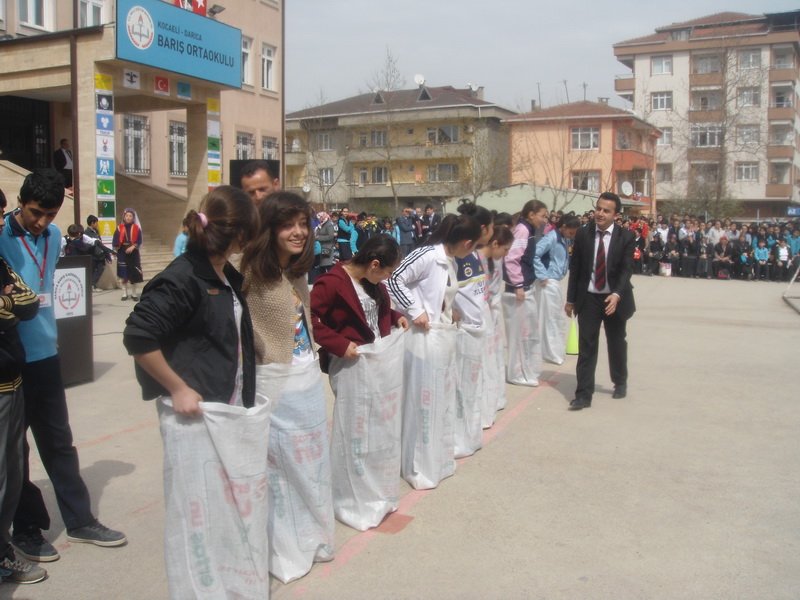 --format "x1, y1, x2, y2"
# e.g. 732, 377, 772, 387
465, 125, 474, 133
